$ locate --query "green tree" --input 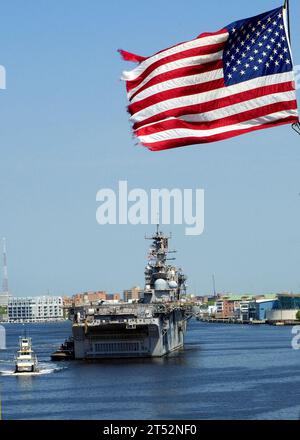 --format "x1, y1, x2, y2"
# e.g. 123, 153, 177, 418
296, 310, 300, 321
